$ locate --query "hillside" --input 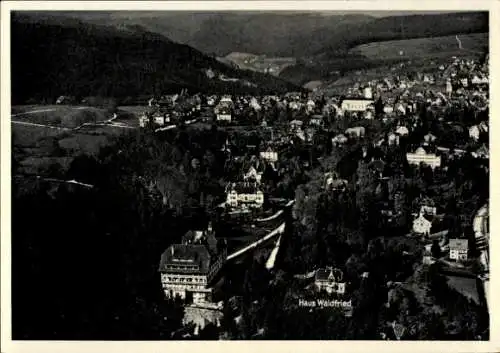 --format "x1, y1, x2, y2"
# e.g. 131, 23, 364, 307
350, 33, 488, 61
49, 11, 374, 57
11, 13, 299, 105
315, 12, 488, 58
61, 11, 488, 60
